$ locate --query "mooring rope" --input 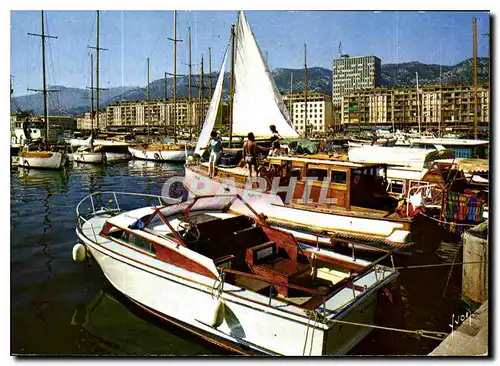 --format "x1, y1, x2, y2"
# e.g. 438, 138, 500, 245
419, 211, 483, 227
395, 261, 484, 270
304, 310, 449, 342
